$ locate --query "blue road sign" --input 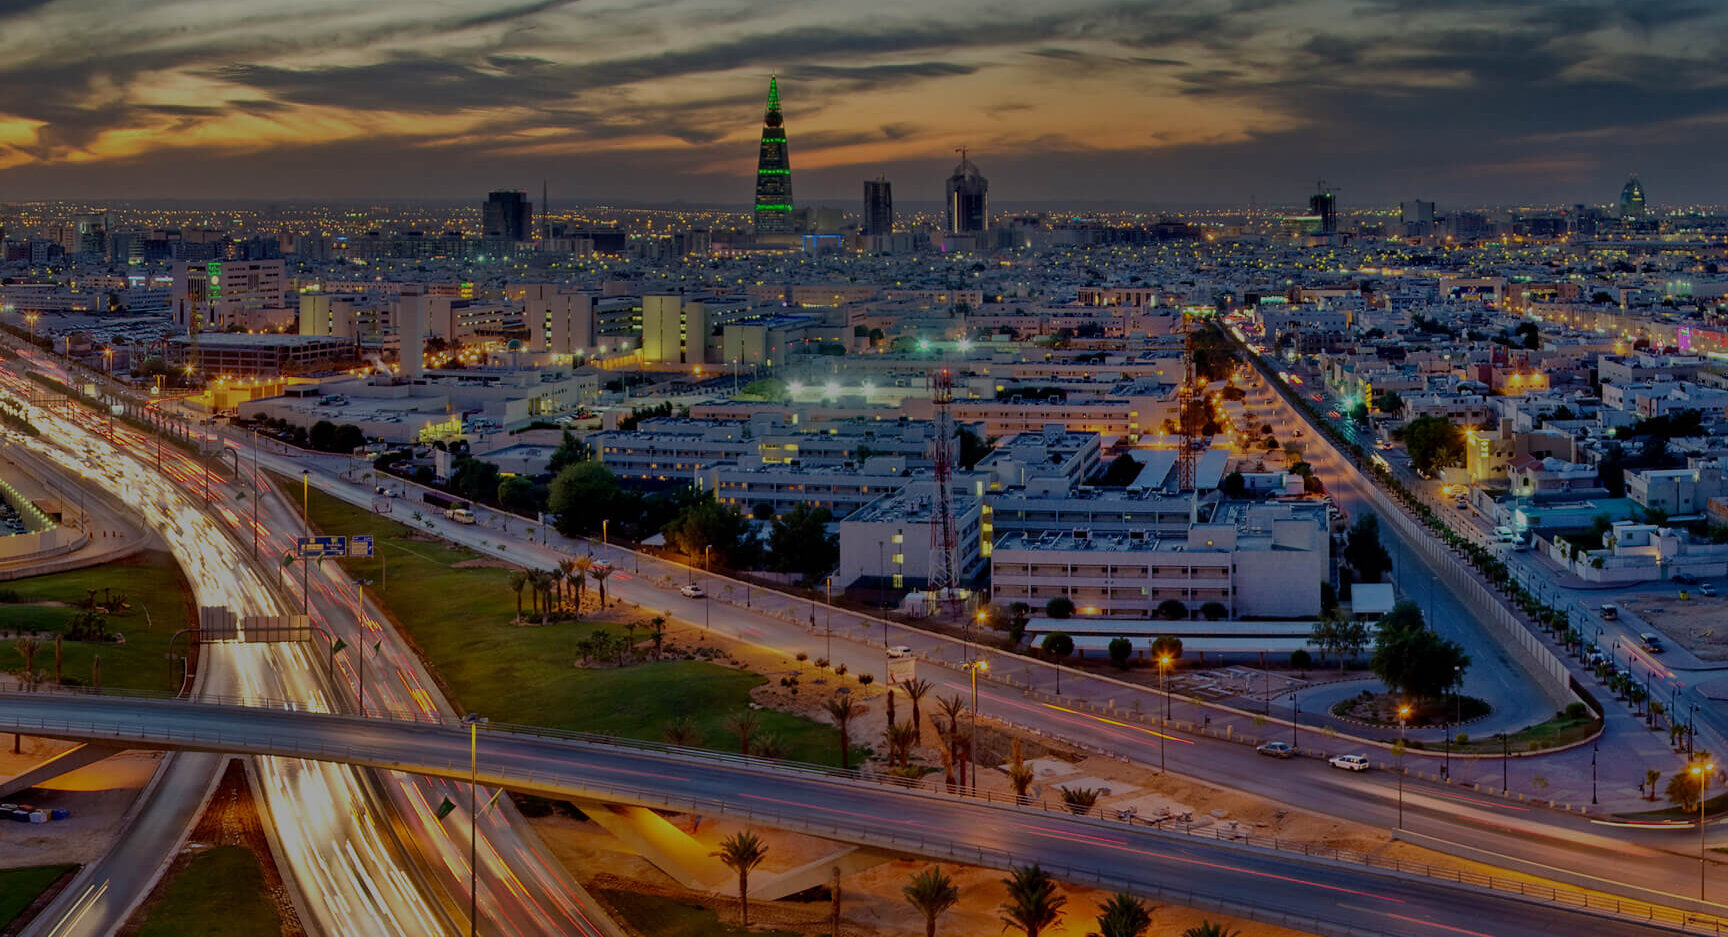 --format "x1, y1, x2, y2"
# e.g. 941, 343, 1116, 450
297, 535, 347, 558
